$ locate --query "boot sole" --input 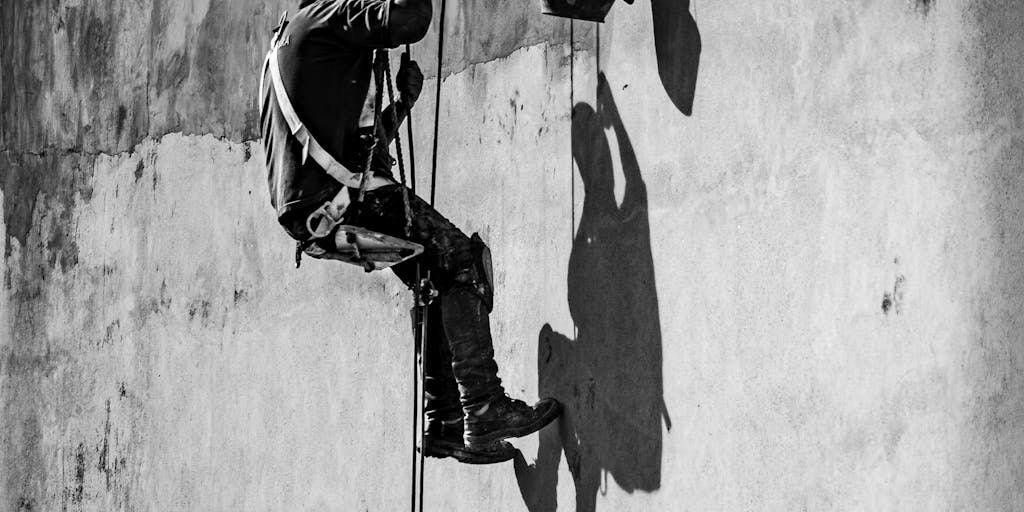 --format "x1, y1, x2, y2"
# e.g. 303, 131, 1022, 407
464, 400, 562, 450
423, 439, 517, 465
